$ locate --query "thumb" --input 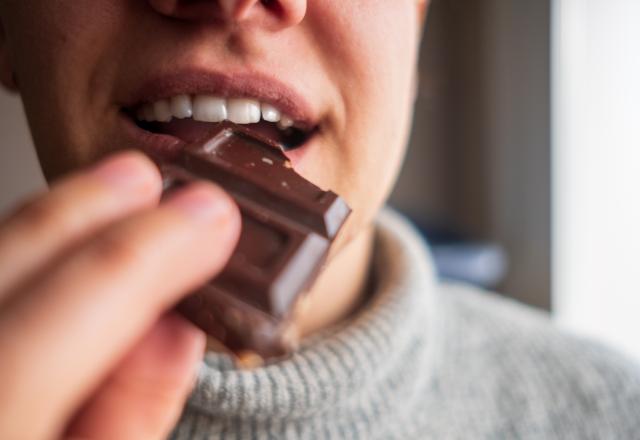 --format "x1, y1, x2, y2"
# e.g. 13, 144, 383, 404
65, 313, 205, 440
